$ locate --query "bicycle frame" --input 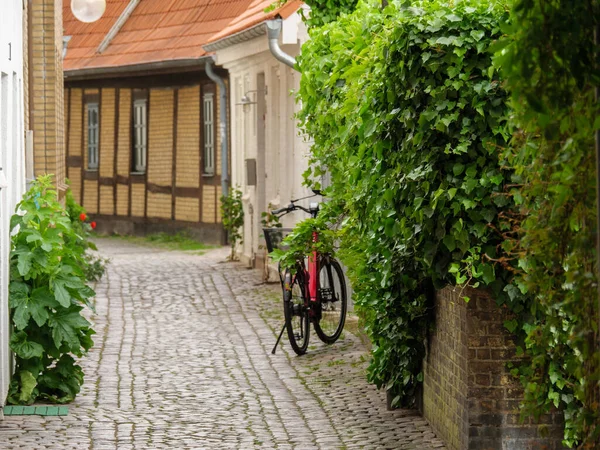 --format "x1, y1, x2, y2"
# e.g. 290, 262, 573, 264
268, 191, 347, 355
308, 230, 319, 303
